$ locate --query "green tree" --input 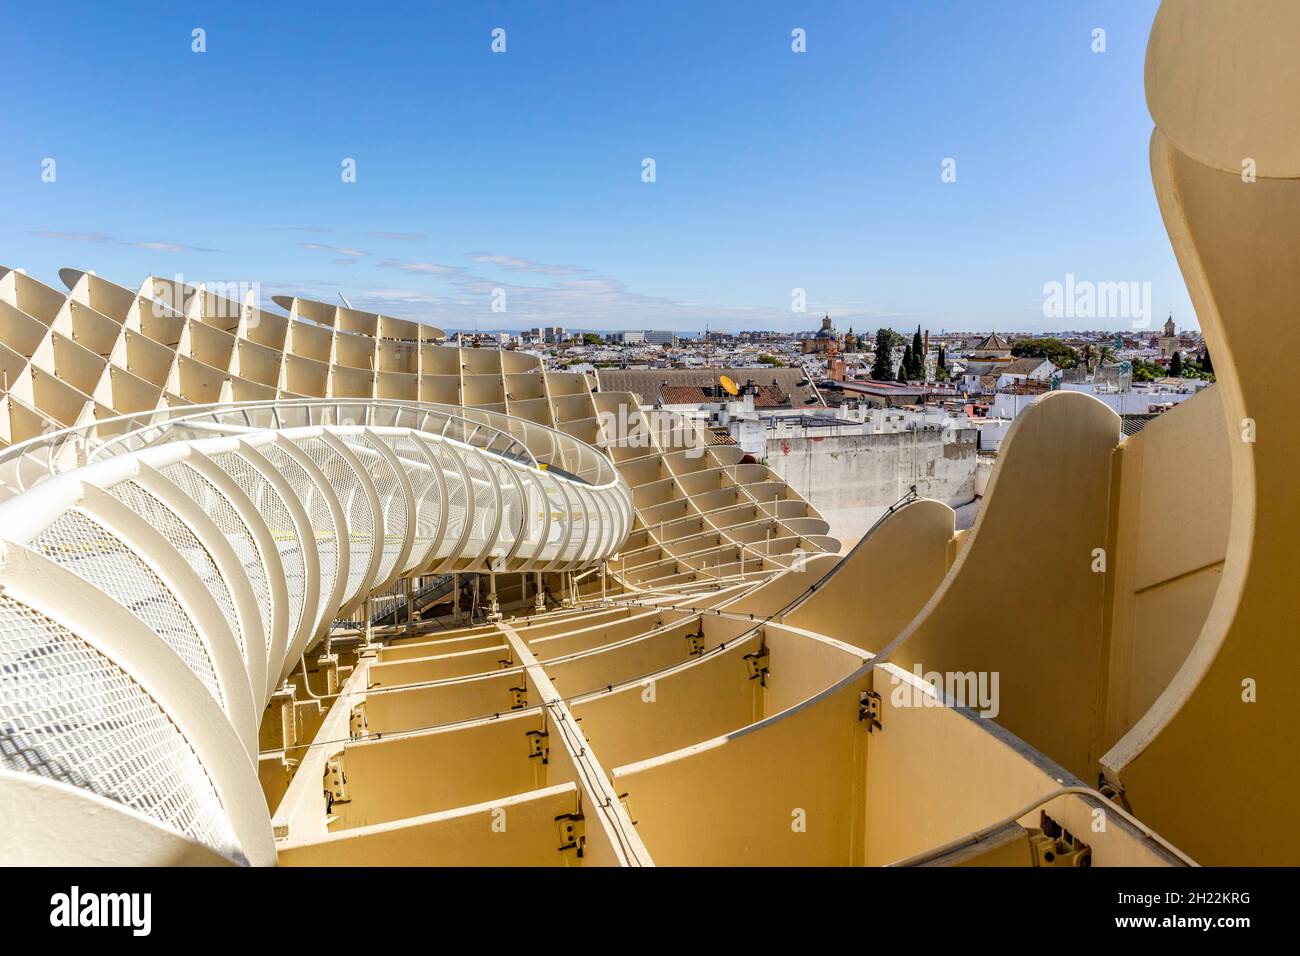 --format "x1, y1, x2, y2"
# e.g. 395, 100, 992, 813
582, 332, 602, 345
1131, 358, 1161, 382
756, 354, 782, 367
870, 329, 895, 380
1169, 350, 1183, 376
911, 326, 924, 378
895, 359, 908, 383
1011, 336, 1078, 368
899, 344, 914, 382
